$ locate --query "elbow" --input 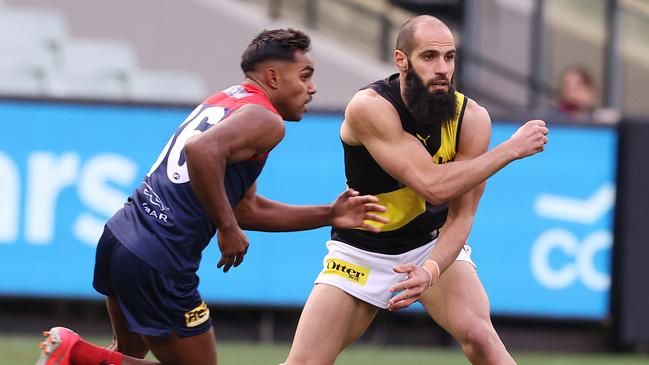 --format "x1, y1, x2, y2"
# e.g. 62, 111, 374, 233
424, 186, 452, 206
